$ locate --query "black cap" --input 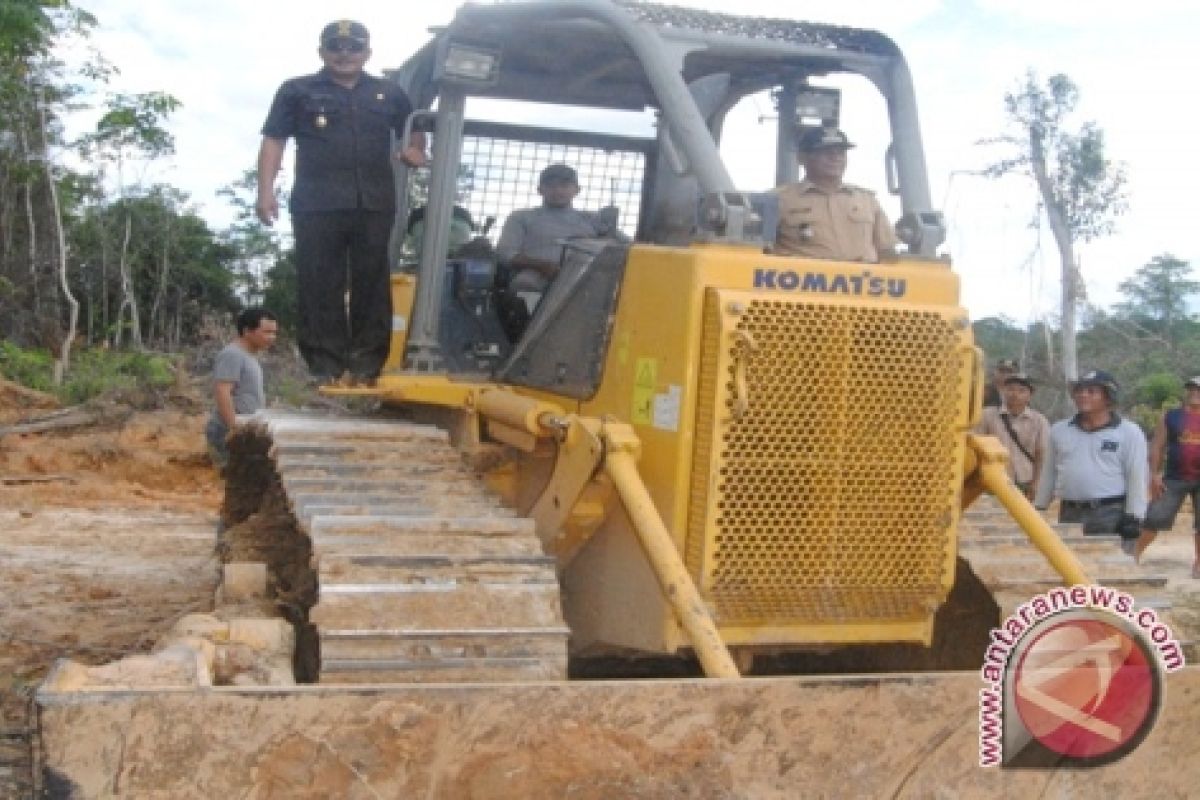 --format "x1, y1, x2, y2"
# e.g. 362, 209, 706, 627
1071, 369, 1119, 399
538, 164, 578, 185
1003, 373, 1034, 390
995, 358, 1019, 371
798, 127, 855, 151
321, 20, 369, 46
